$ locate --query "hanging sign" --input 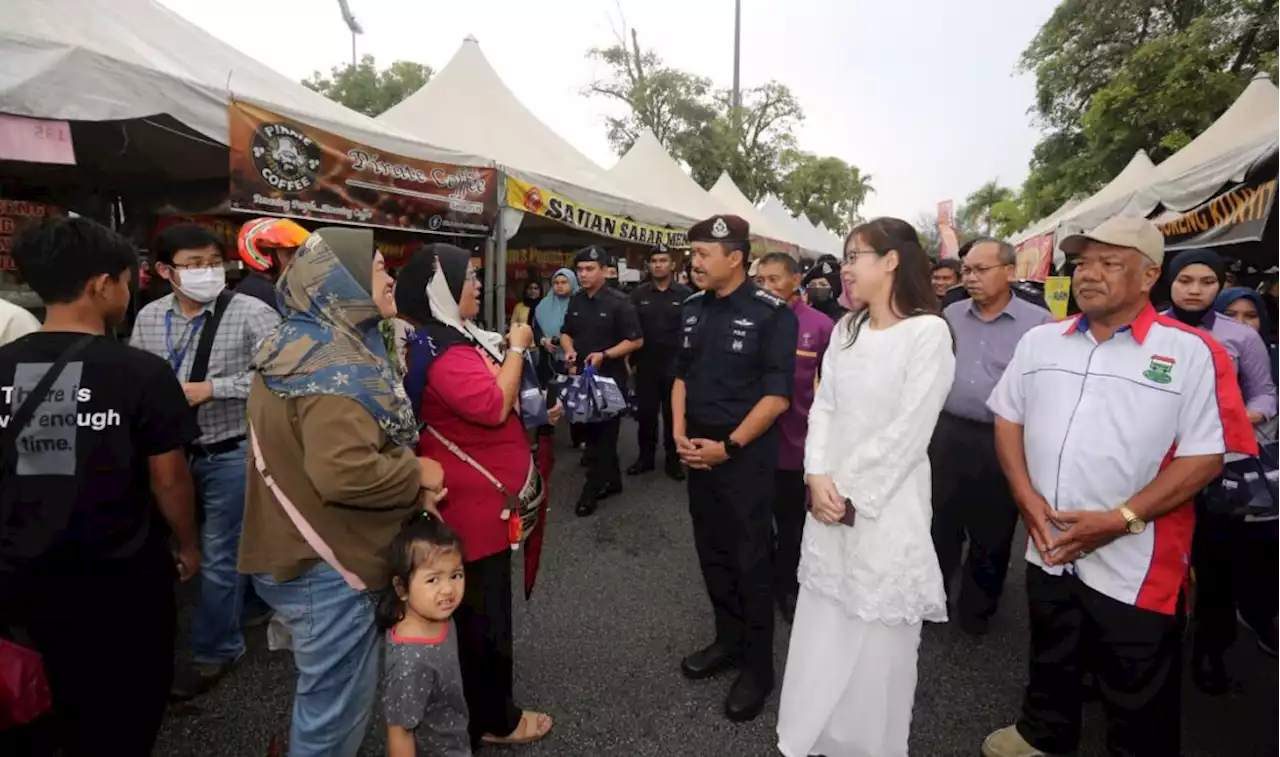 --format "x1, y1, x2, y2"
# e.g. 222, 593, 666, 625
228, 101, 497, 235
0, 115, 76, 165
1043, 276, 1071, 320
1015, 233, 1054, 282
505, 175, 687, 247
1160, 177, 1277, 251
